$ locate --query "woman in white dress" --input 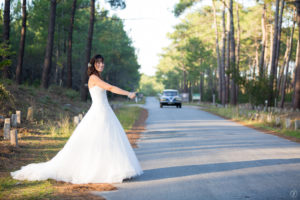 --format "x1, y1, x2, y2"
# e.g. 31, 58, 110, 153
11, 54, 143, 184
